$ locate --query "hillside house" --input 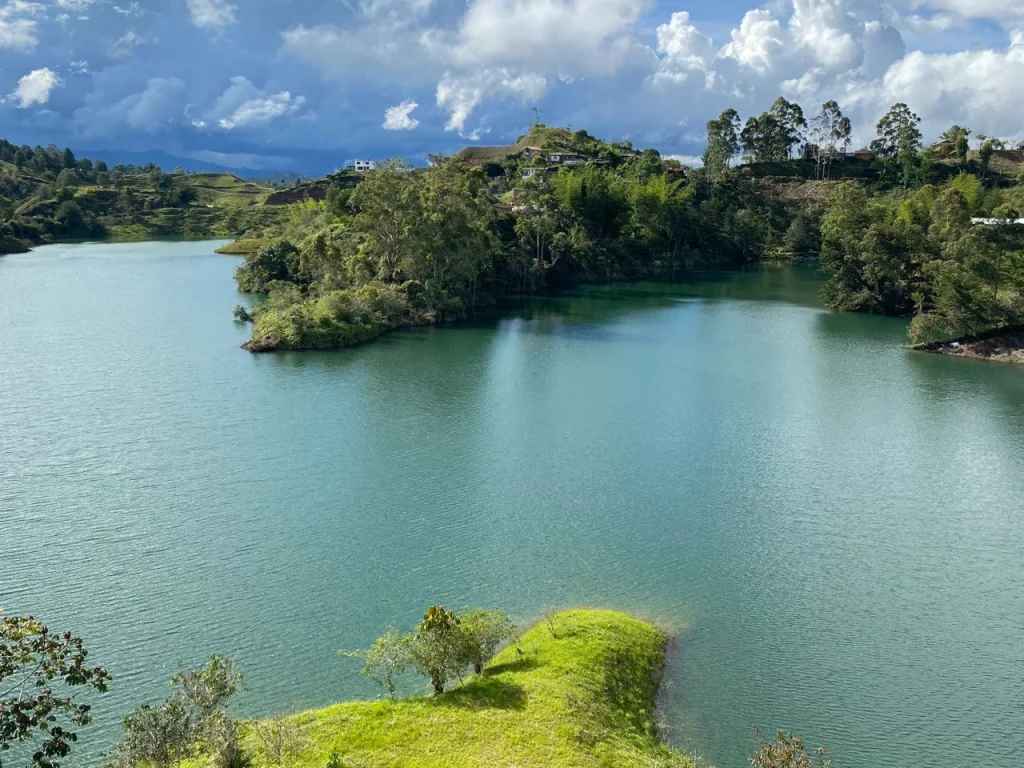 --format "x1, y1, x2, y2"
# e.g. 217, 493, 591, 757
547, 152, 585, 166
972, 217, 1024, 226
346, 160, 377, 172
522, 146, 544, 158
522, 166, 547, 180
